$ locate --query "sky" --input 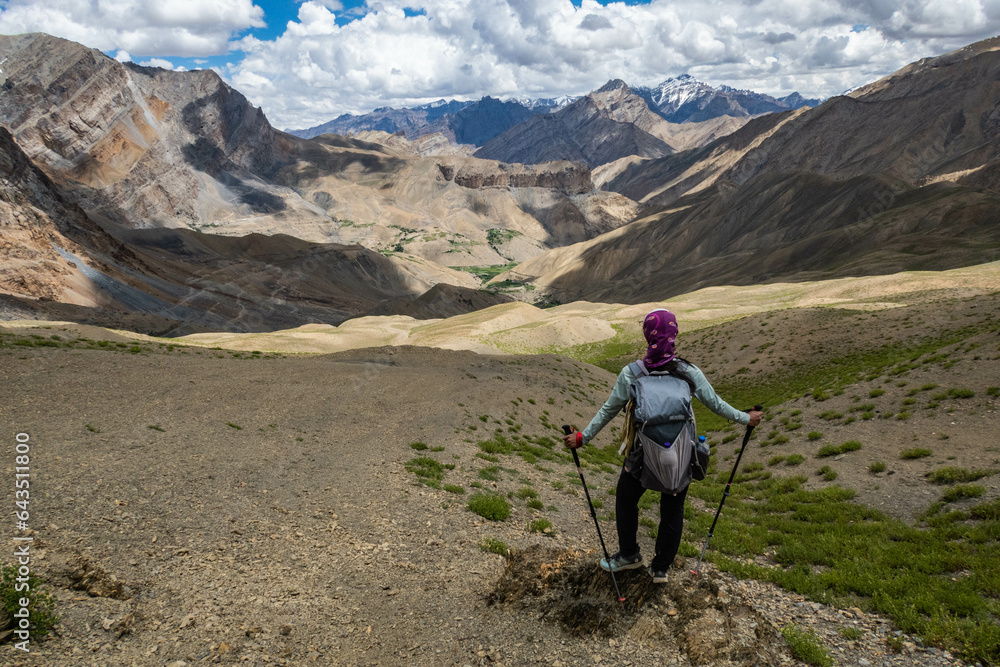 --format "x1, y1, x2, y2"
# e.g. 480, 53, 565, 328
1, 0, 999, 130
